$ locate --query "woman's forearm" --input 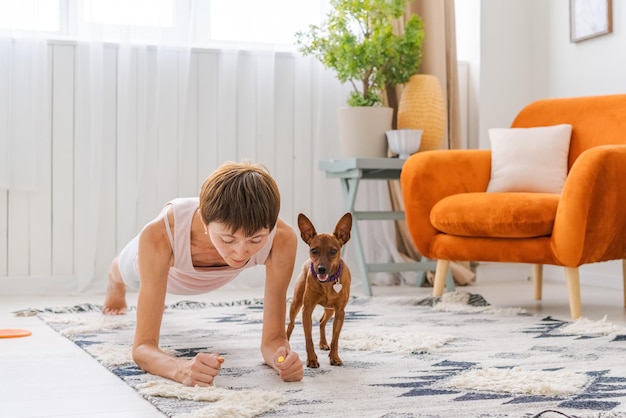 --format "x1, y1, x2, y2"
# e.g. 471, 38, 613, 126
133, 342, 184, 383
